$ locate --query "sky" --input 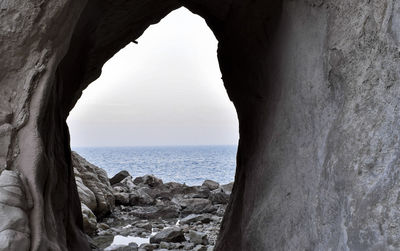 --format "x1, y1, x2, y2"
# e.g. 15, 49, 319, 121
67, 7, 239, 147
